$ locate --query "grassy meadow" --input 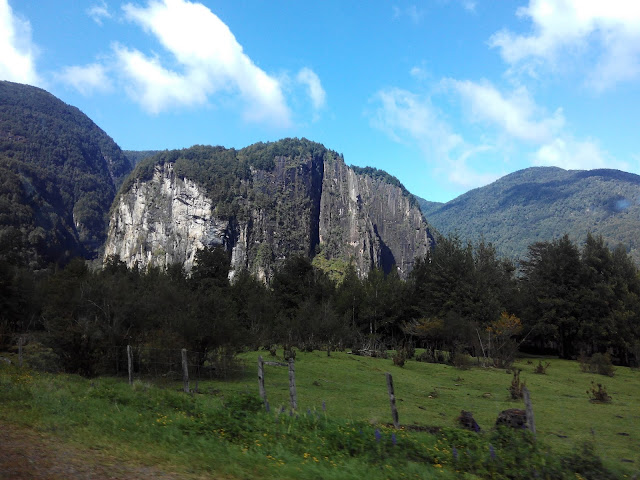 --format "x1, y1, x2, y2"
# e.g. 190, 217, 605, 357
1, 350, 638, 479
